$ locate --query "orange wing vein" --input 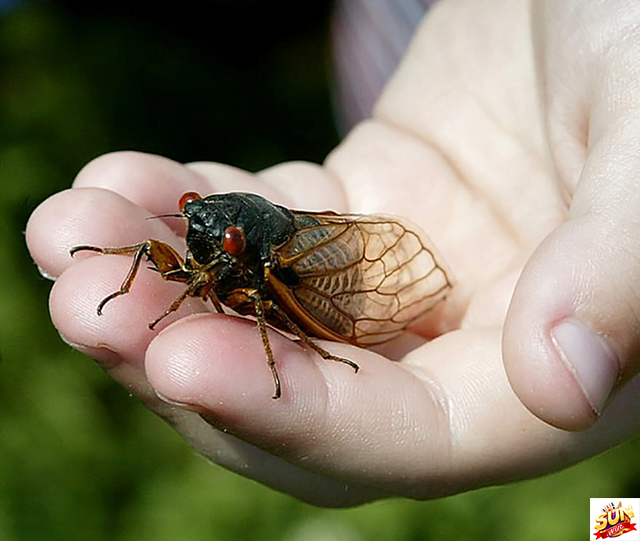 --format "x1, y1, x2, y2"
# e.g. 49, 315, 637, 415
273, 213, 452, 346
